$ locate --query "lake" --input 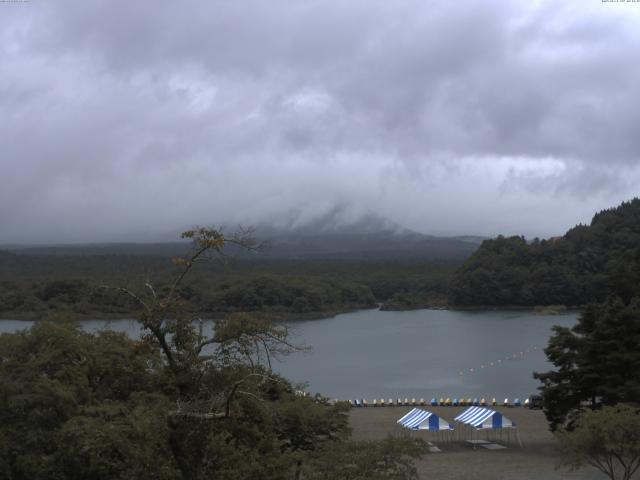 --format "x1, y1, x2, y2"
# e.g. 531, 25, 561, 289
0, 308, 577, 401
